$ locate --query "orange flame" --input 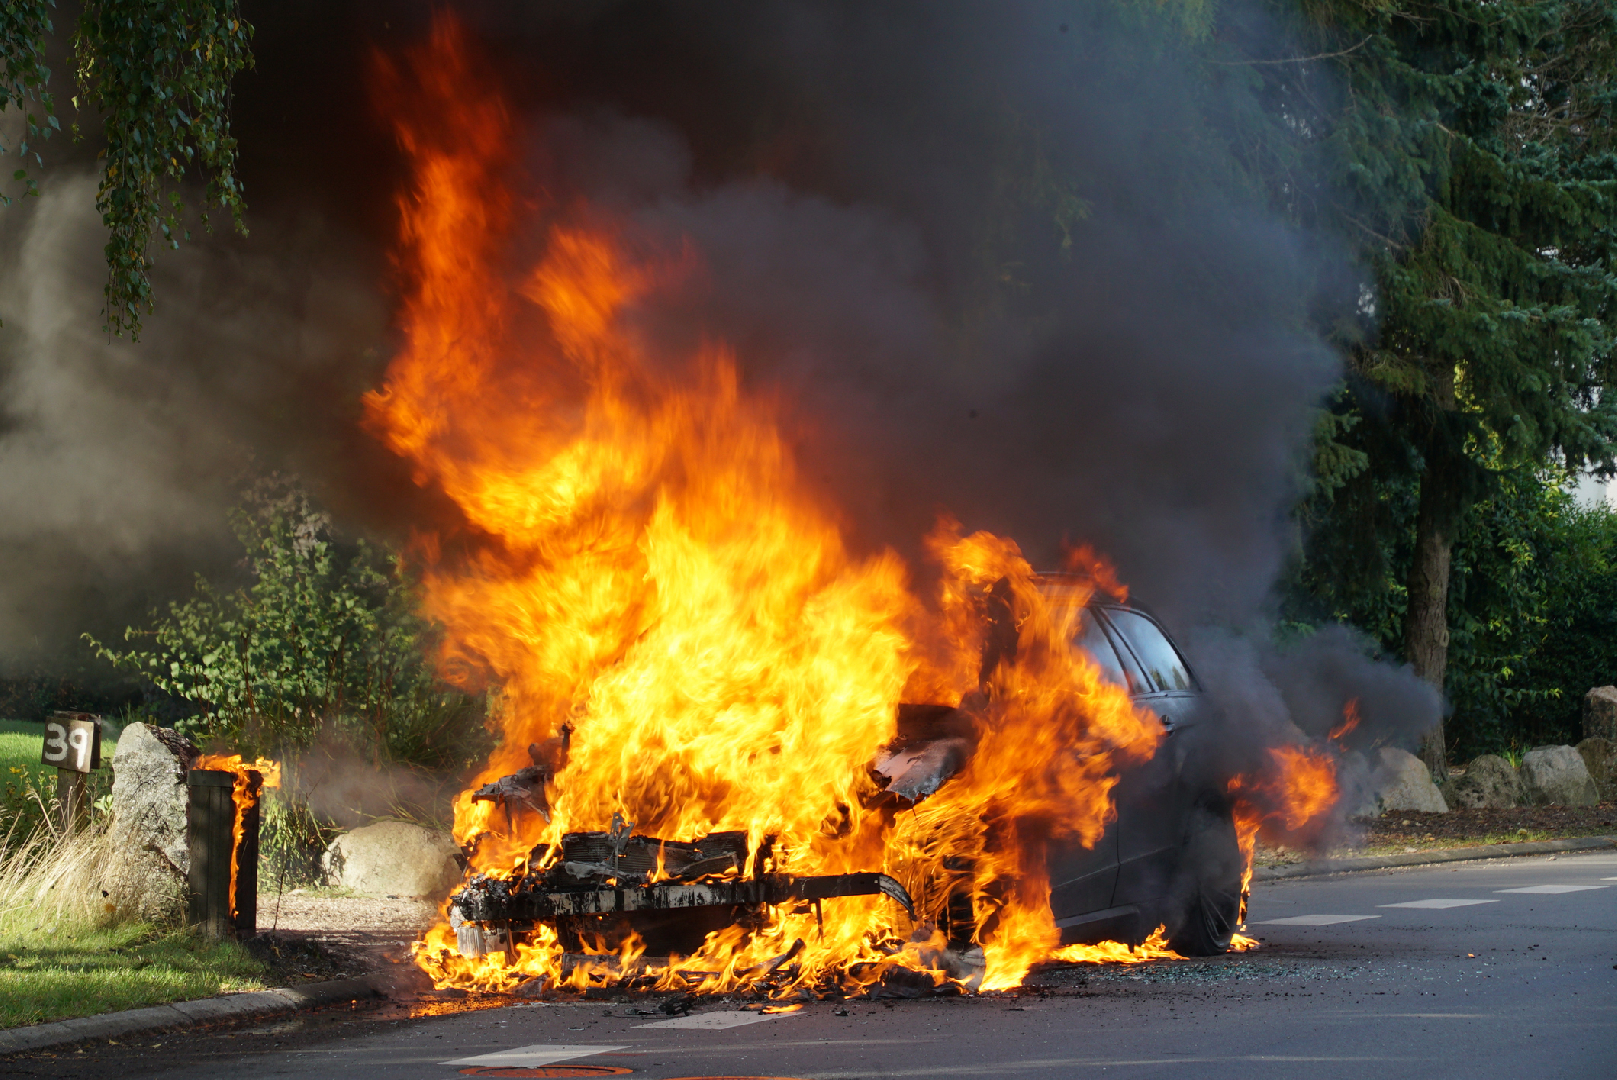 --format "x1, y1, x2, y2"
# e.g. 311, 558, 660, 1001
369, 16, 1196, 996
1328, 698, 1360, 746
1227, 744, 1338, 921
193, 754, 280, 920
